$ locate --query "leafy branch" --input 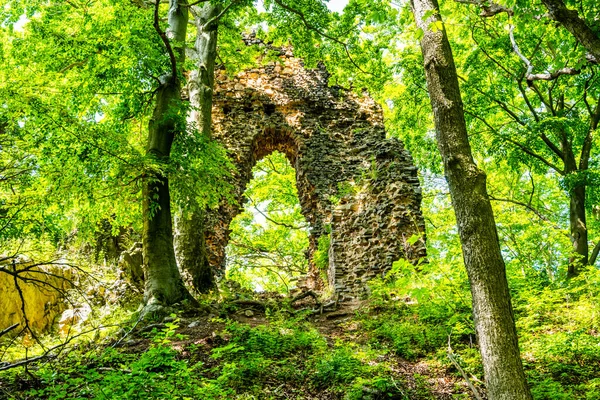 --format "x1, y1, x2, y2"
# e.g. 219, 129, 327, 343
271, 0, 371, 75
